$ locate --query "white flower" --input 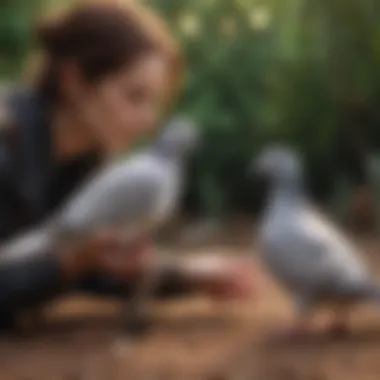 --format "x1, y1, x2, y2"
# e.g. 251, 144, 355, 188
249, 6, 271, 31
179, 12, 201, 37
